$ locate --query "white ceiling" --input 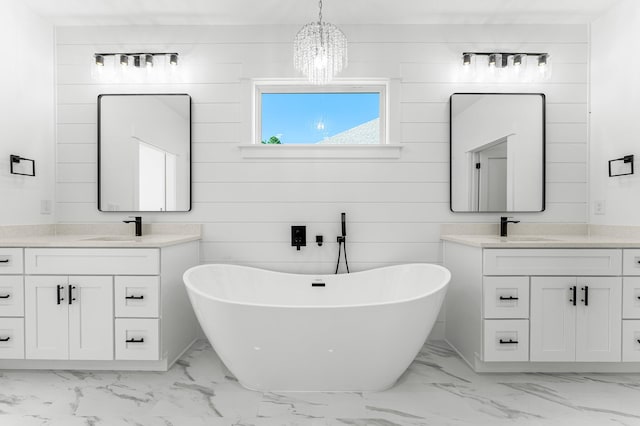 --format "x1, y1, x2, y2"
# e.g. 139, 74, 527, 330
24, 0, 621, 26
